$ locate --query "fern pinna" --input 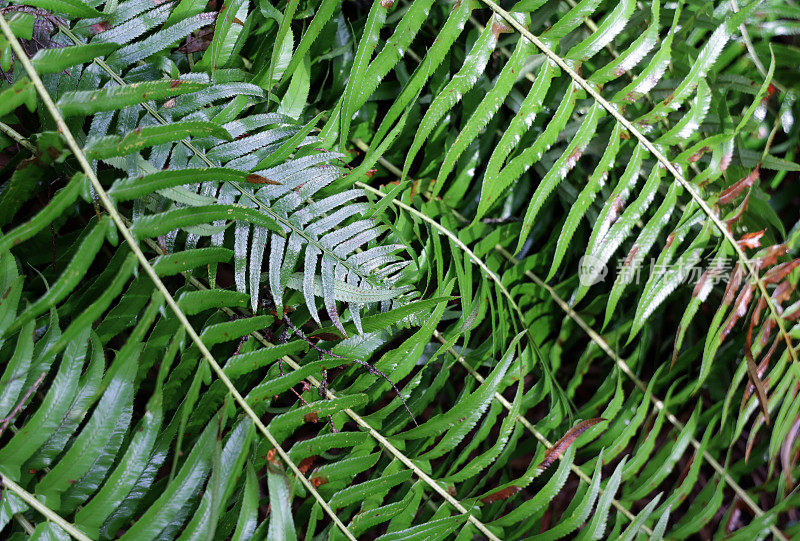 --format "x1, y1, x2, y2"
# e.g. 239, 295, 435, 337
0, 0, 799, 539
